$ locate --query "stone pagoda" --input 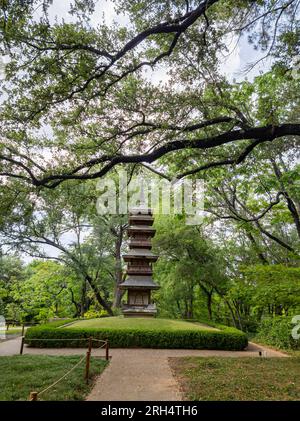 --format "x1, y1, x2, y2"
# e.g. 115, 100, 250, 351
120, 208, 160, 317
